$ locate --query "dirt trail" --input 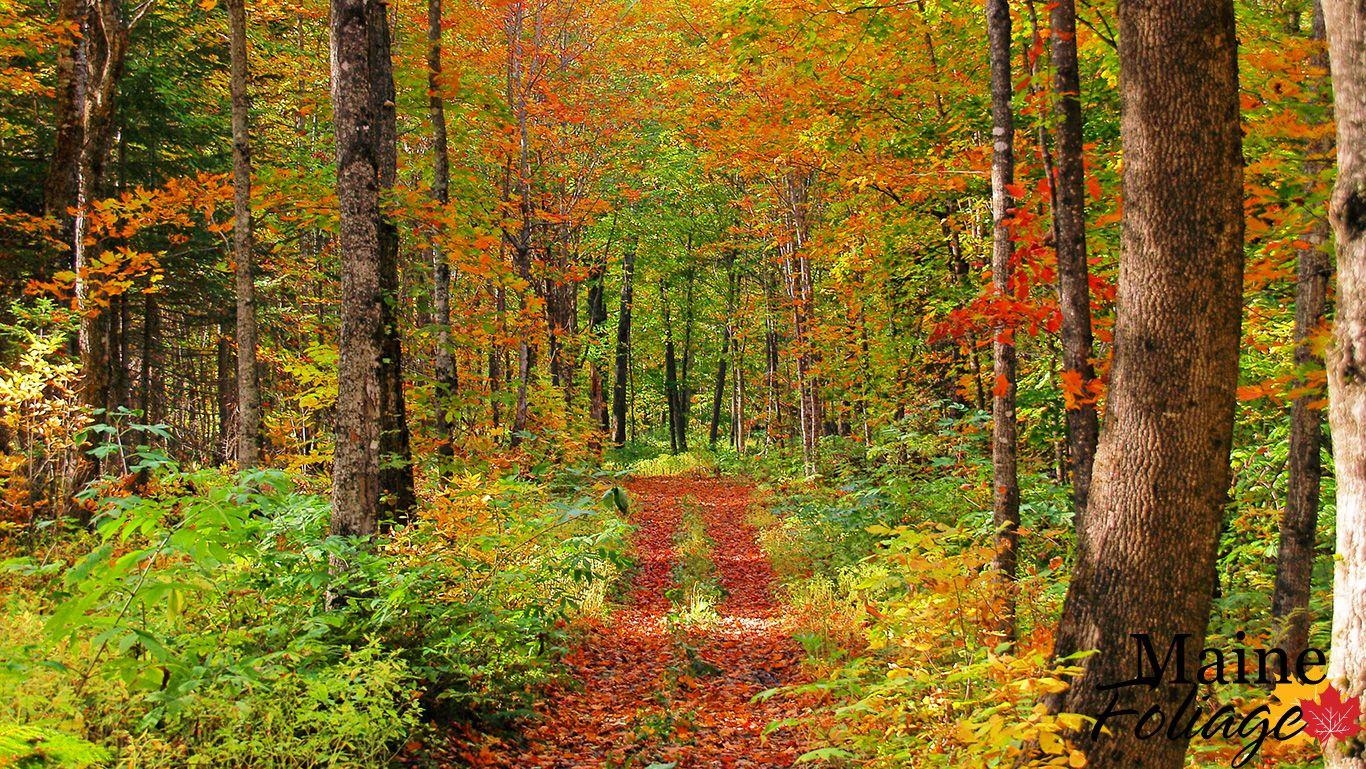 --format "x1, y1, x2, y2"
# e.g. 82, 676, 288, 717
467, 476, 808, 768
